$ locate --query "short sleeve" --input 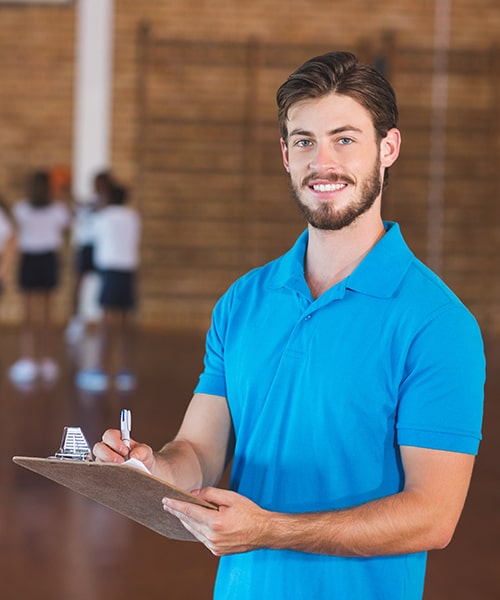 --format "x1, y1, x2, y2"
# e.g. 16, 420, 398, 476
12, 200, 27, 225
397, 305, 485, 454
56, 202, 71, 228
194, 286, 234, 398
